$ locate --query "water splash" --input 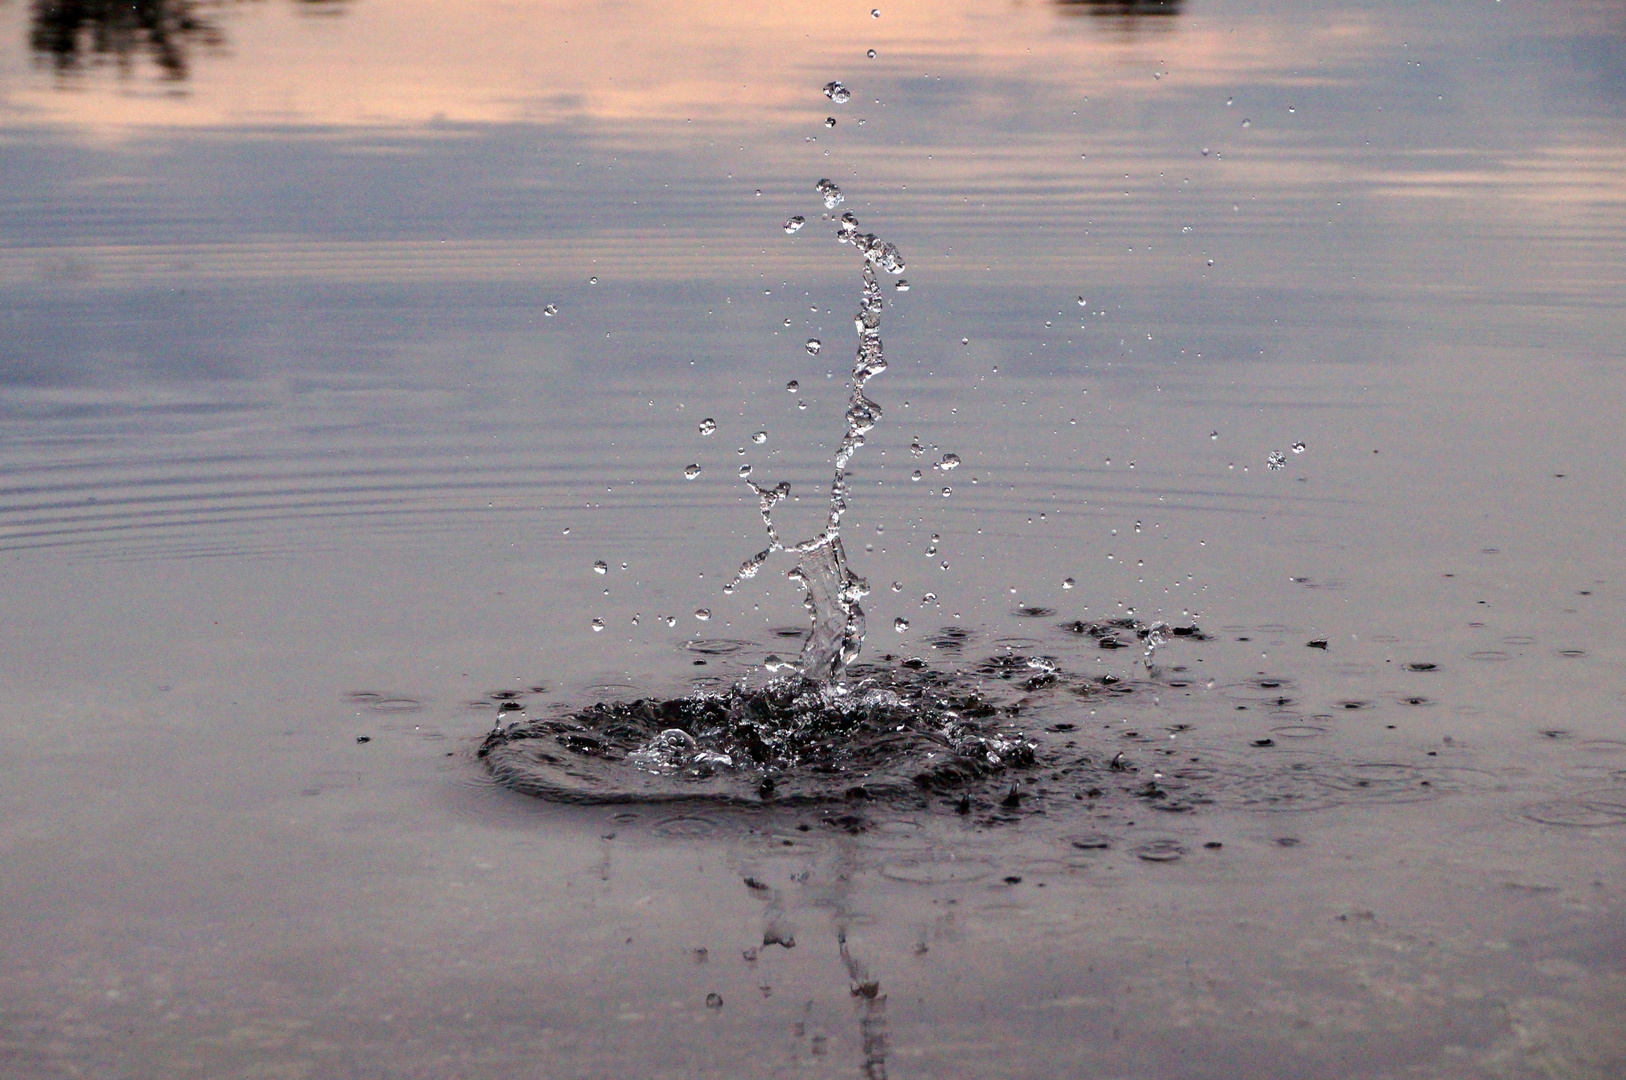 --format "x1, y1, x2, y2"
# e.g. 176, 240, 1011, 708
727, 195, 906, 683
